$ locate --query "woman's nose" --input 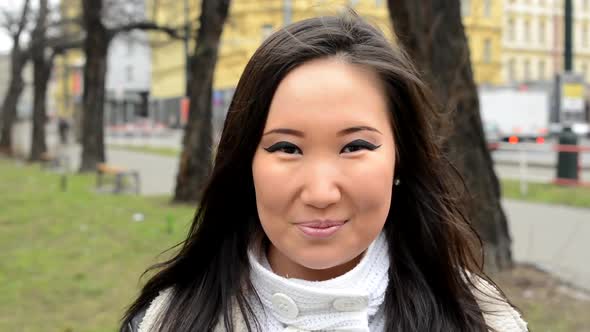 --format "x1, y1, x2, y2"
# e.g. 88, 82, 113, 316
299, 163, 342, 209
